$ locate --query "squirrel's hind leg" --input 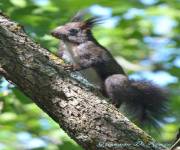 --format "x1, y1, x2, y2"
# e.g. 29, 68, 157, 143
104, 74, 132, 108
